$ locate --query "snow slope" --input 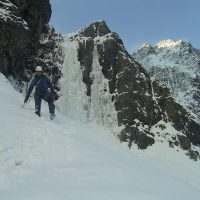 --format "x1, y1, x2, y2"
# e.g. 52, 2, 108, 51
1, 72, 200, 200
